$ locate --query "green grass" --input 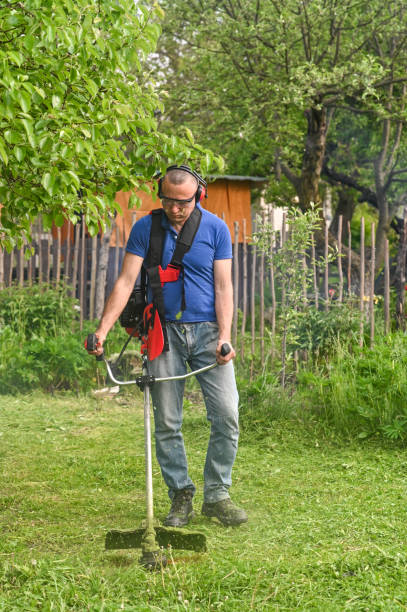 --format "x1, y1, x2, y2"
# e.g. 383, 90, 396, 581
1, 391, 407, 610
